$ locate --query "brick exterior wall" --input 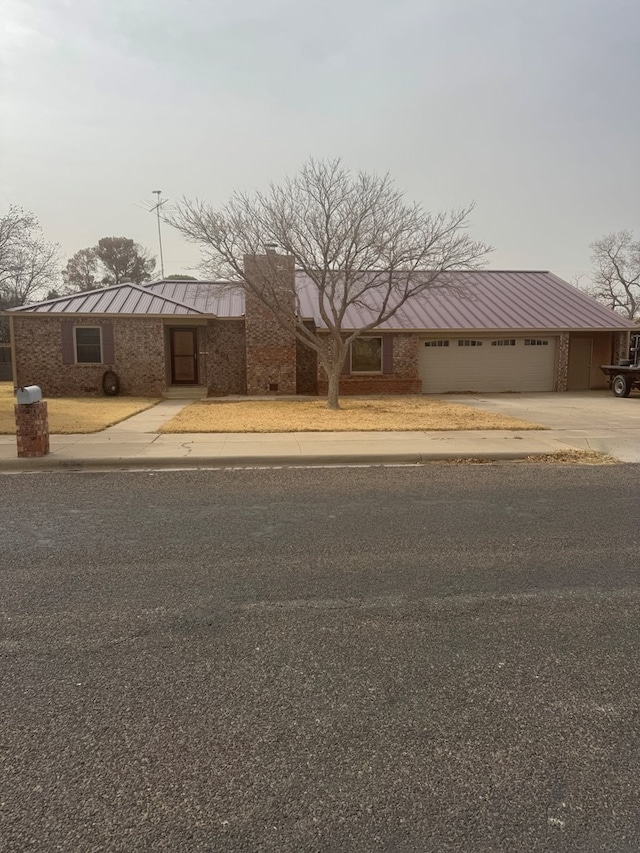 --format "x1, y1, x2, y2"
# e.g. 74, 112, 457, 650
317, 332, 422, 395
319, 378, 423, 395
296, 321, 318, 395
15, 305, 623, 400
204, 320, 247, 395
13, 316, 166, 397
390, 334, 421, 380
15, 401, 50, 457
554, 332, 570, 391
244, 253, 297, 395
